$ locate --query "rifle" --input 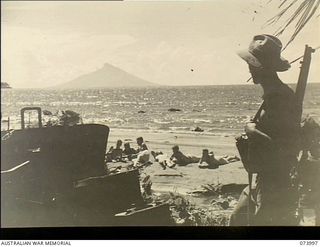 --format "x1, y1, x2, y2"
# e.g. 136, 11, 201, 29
294, 45, 315, 225
295, 45, 315, 119
295, 45, 315, 162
